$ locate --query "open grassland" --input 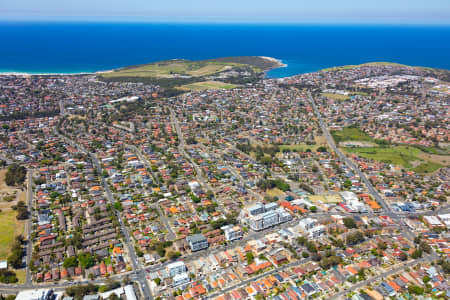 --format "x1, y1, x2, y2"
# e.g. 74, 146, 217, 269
331, 127, 374, 144
15, 269, 26, 284
266, 188, 285, 198
344, 145, 447, 173
321, 93, 350, 101
178, 81, 237, 91
0, 209, 24, 260
412, 162, 444, 174
101, 60, 240, 79
0, 169, 26, 261
314, 135, 328, 147
0, 169, 25, 211
309, 194, 341, 204
345, 146, 423, 168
